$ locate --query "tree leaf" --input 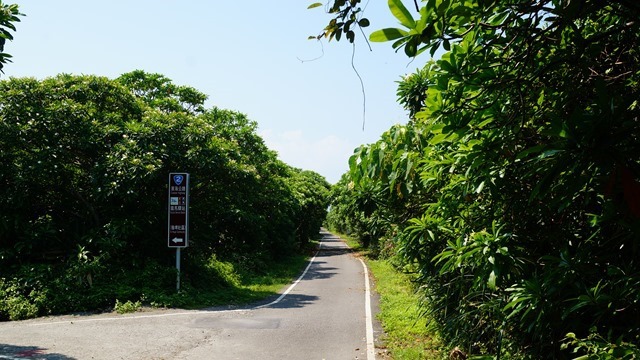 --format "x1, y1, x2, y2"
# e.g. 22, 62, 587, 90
439, 59, 455, 72
388, 0, 416, 29
358, 18, 370, 27
515, 144, 546, 160
429, 133, 448, 145
307, 2, 323, 9
346, 30, 355, 43
404, 38, 417, 57
369, 28, 409, 42
488, 270, 497, 290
